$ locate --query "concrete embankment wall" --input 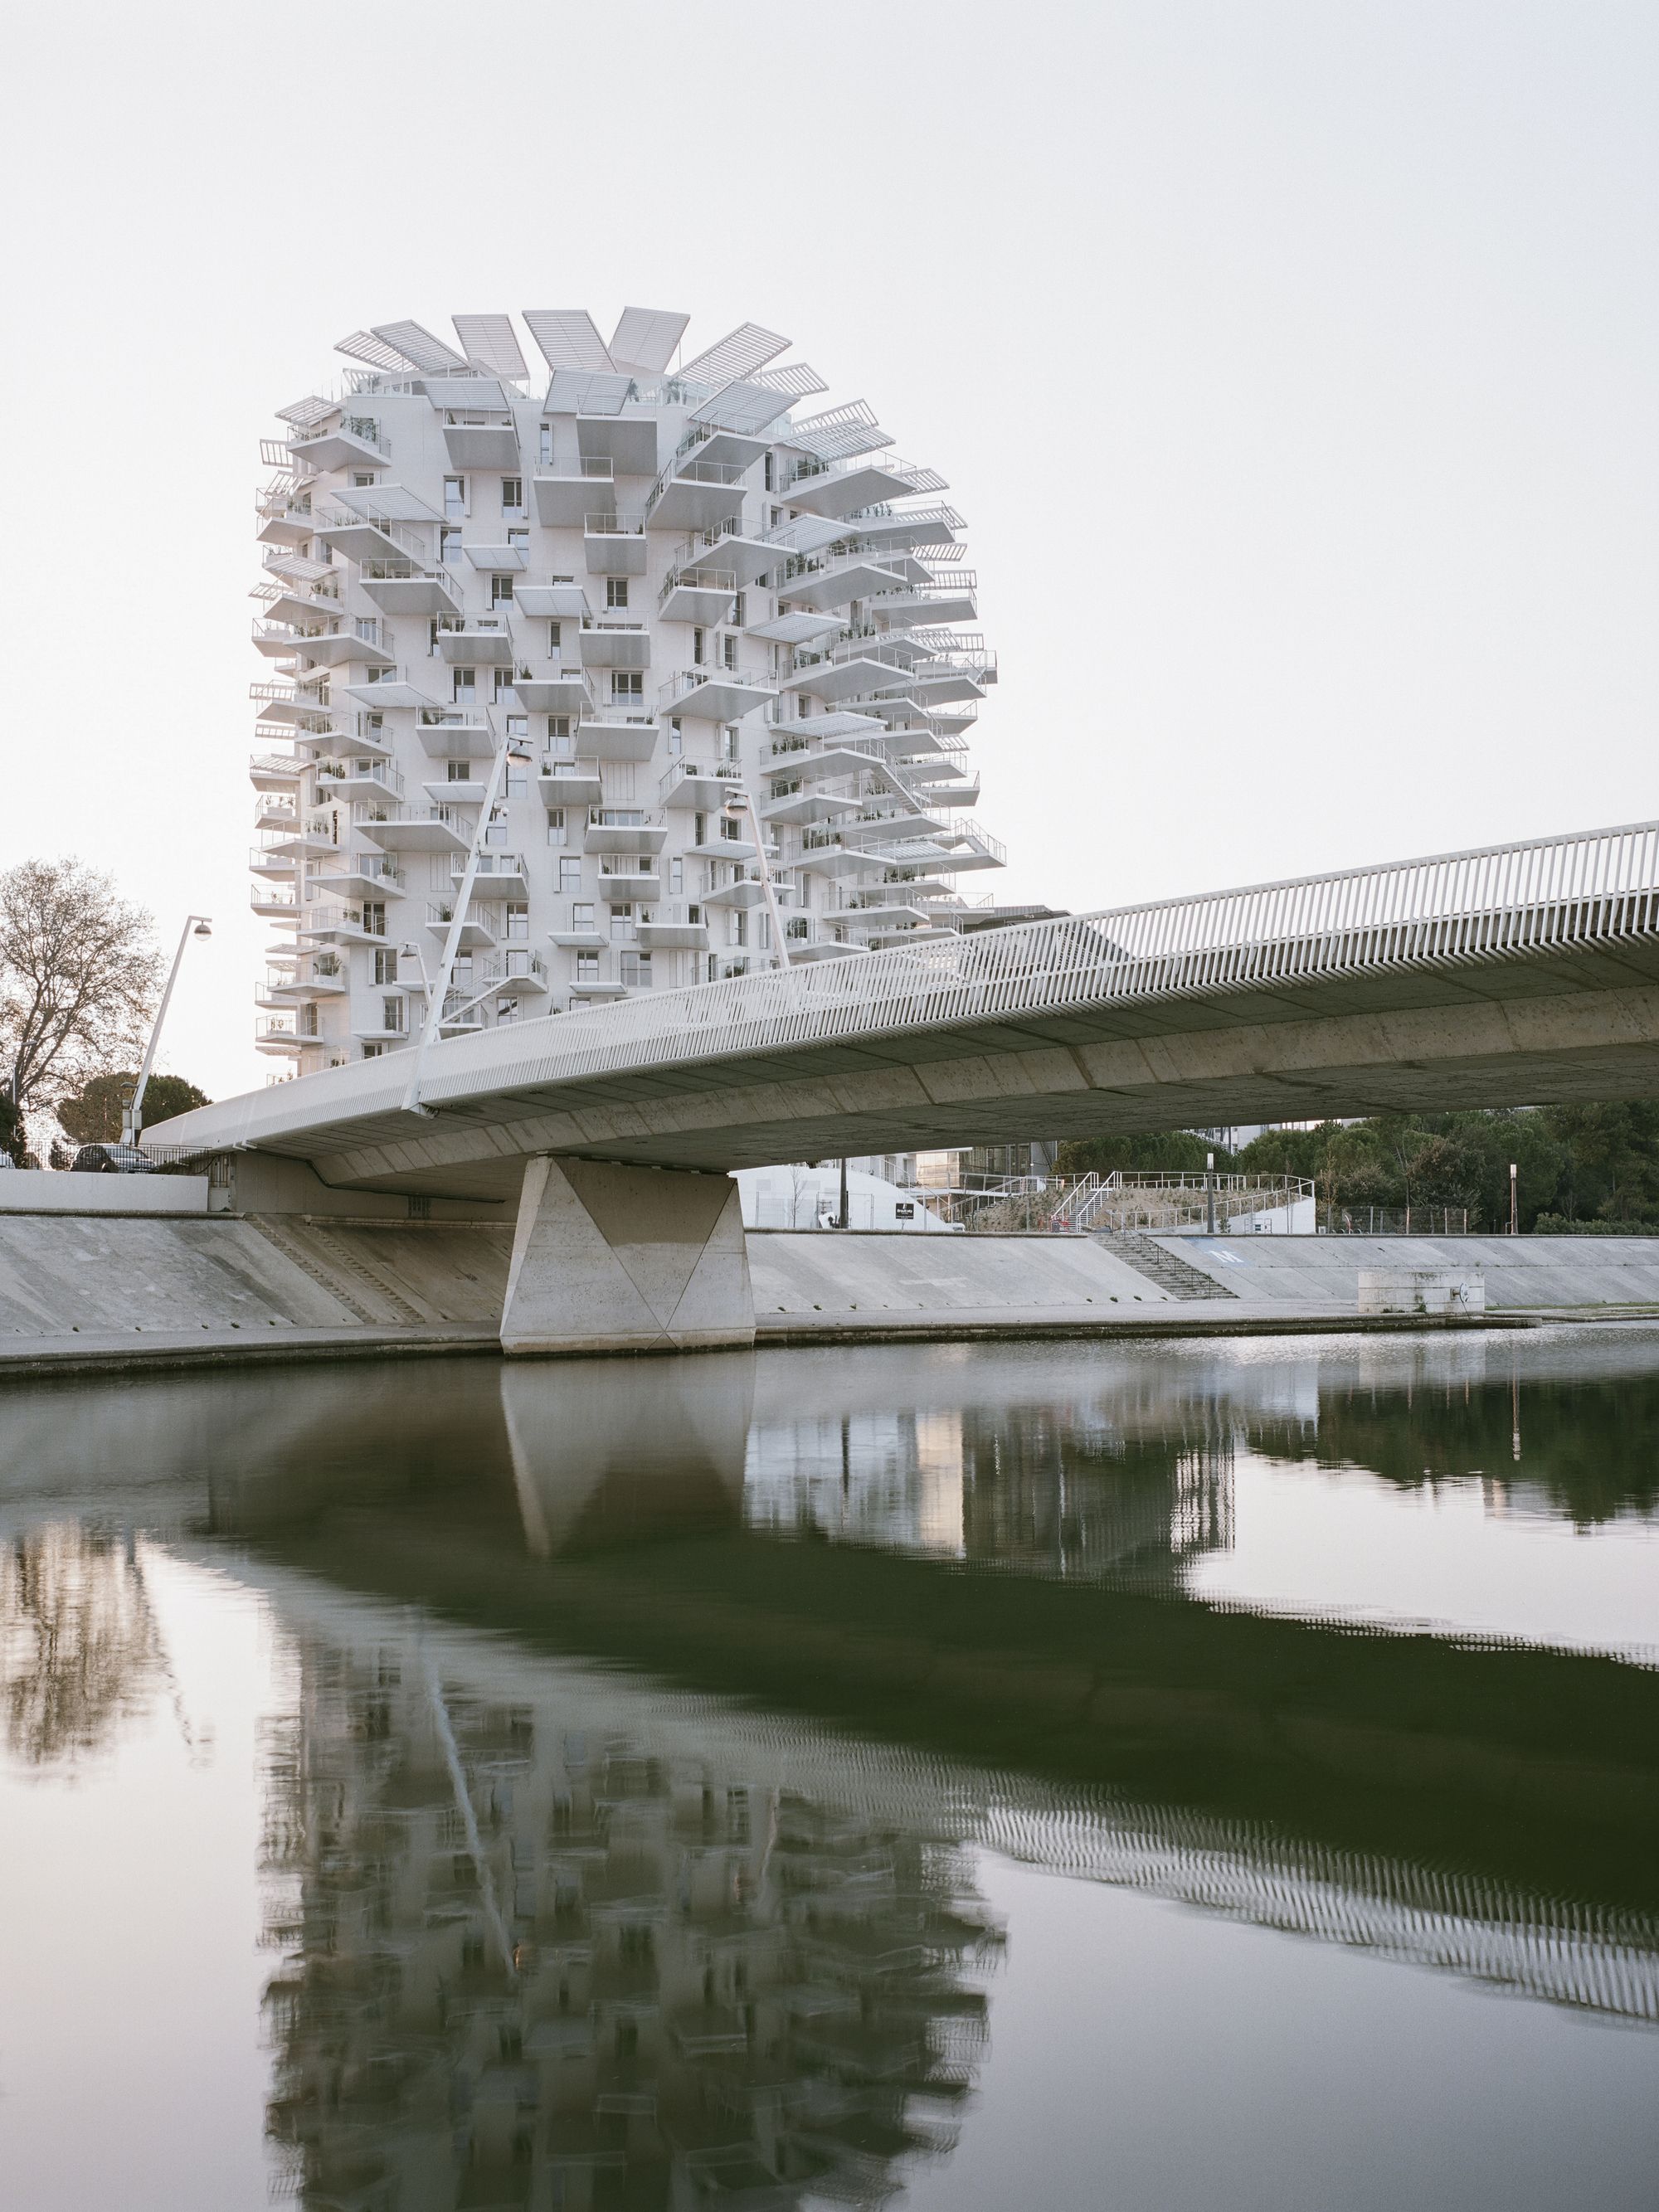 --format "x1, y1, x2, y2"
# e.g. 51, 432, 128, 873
1157, 1232, 1659, 1308
1, 1211, 1653, 1374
